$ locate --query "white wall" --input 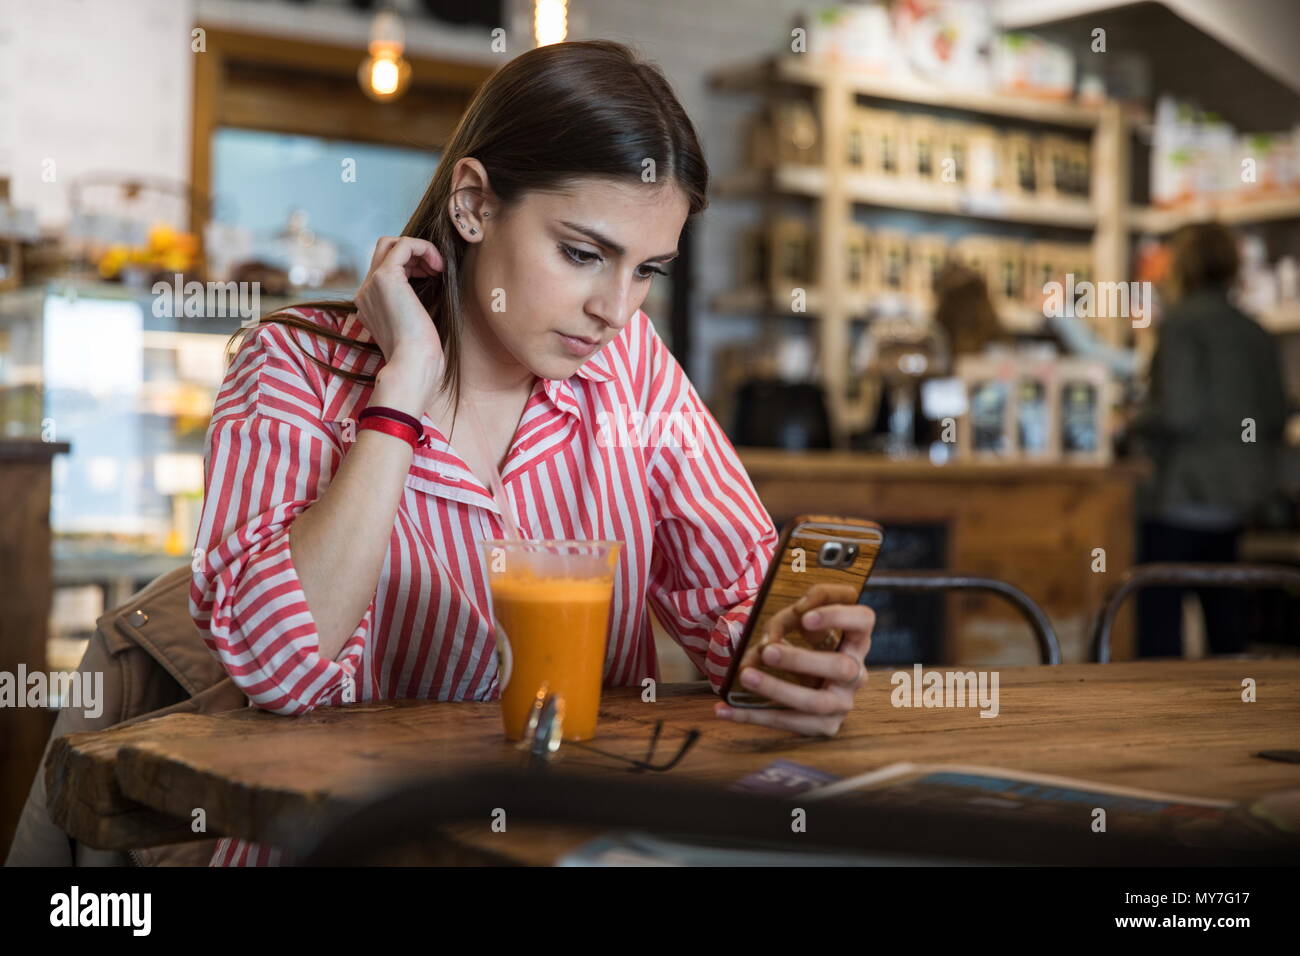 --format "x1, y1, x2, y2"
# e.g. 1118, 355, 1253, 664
0, 0, 506, 231
0, 0, 195, 229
